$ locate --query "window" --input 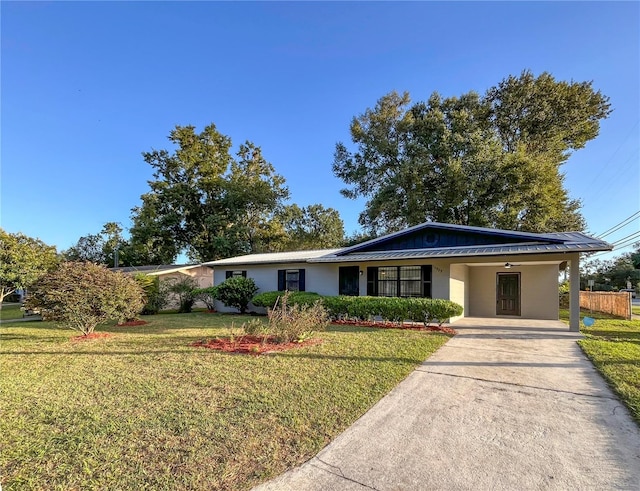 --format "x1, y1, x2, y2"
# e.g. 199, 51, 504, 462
277, 269, 305, 292
367, 266, 431, 298
225, 270, 247, 279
